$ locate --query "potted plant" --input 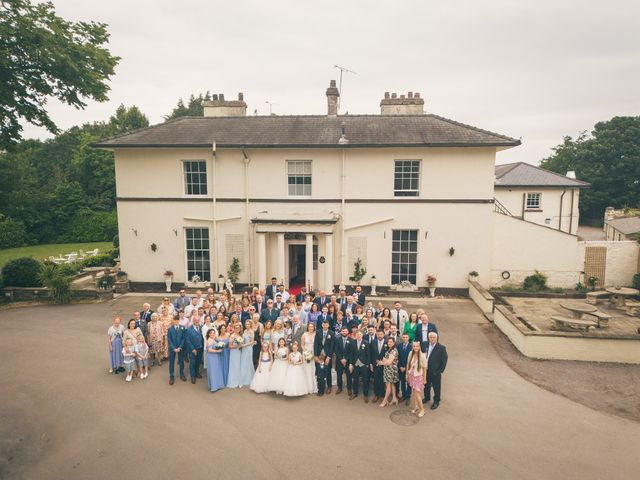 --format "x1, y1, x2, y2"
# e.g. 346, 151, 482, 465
348, 258, 367, 285
370, 274, 378, 296
468, 271, 479, 283
163, 269, 173, 293
426, 274, 437, 297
